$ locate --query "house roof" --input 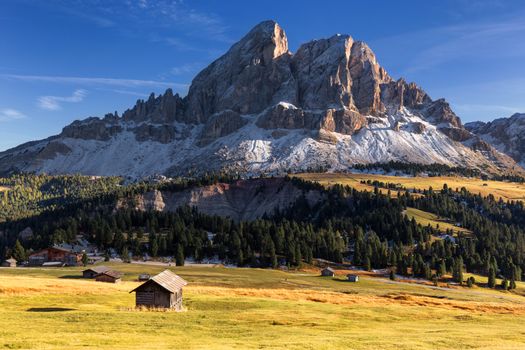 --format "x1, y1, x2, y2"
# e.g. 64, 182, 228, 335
5, 258, 17, 263
84, 265, 110, 274
322, 267, 335, 272
130, 270, 187, 294
97, 270, 122, 279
